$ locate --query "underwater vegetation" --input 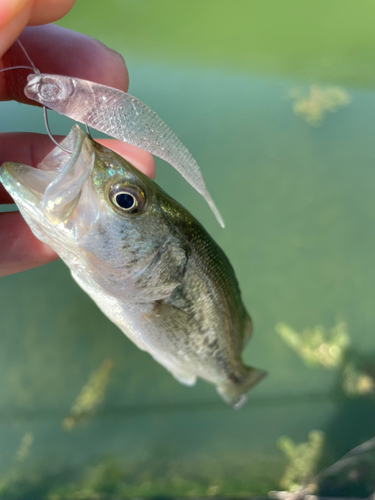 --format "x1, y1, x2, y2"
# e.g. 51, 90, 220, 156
273, 320, 375, 499
271, 435, 375, 500
0, 432, 34, 497
1, 320, 375, 499
0, 451, 283, 499
341, 362, 375, 398
289, 85, 350, 126
277, 430, 325, 493
275, 320, 375, 399
0, 321, 375, 499
275, 320, 350, 369
14, 432, 34, 463
62, 359, 114, 430
2, 429, 375, 499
